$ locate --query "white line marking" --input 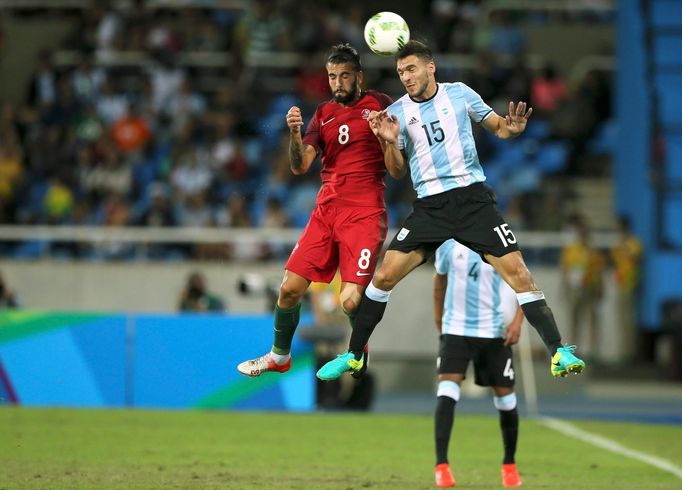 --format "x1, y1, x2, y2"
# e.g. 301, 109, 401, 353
539, 417, 682, 479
